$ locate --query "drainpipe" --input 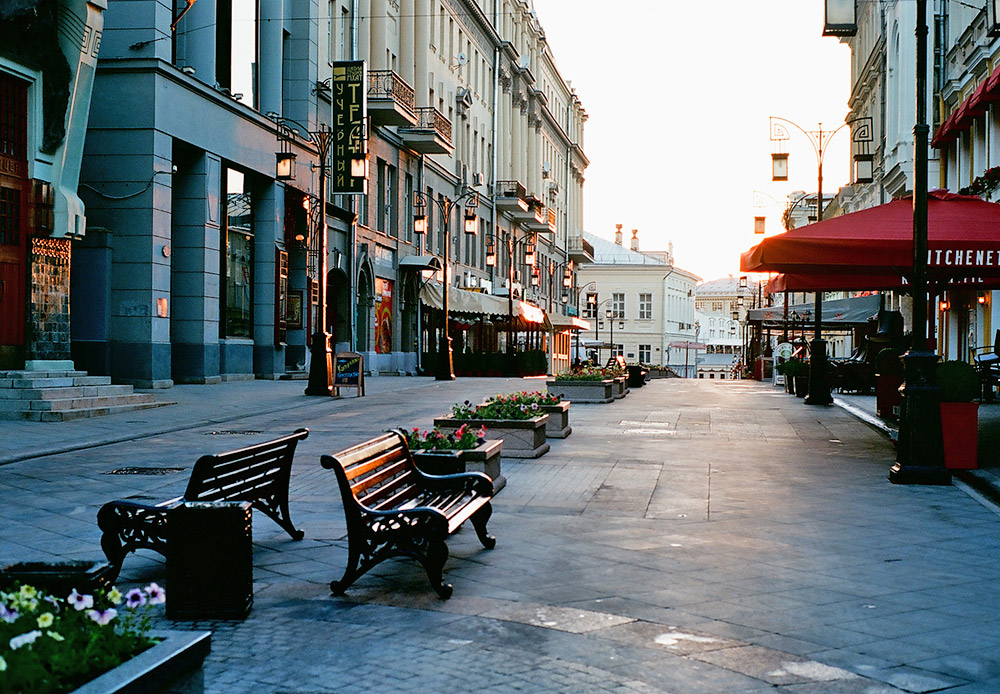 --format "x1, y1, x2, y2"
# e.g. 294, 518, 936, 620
491, 7, 501, 296
348, 0, 359, 353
